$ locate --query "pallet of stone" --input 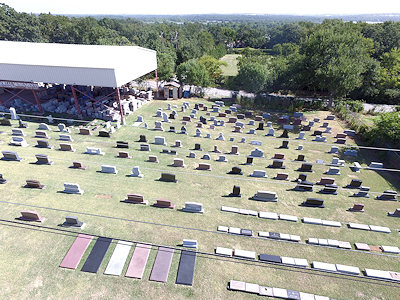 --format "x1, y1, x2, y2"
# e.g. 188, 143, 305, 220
98, 130, 111, 137
61, 216, 85, 229
258, 211, 278, 220
351, 162, 362, 172
281, 256, 309, 267
36, 140, 53, 149
344, 179, 362, 189
319, 184, 338, 195
348, 223, 370, 231
294, 181, 314, 192
70, 161, 87, 170
316, 177, 335, 185
312, 261, 337, 272
140, 144, 150, 151
159, 173, 177, 182
303, 217, 341, 227
279, 214, 299, 222
233, 249, 256, 260
117, 151, 131, 159
35, 154, 53, 165
274, 173, 289, 180
116, 141, 129, 148
376, 190, 397, 201
241, 208, 258, 216
228, 166, 242, 175
147, 155, 159, 163
59, 134, 73, 142
250, 170, 267, 178
388, 209, 400, 217
251, 190, 278, 202
63, 183, 84, 195
229, 185, 241, 197
35, 130, 50, 139
24, 179, 45, 189
297, 162, 313, 172
336, 138, 347, 144
17, 210, 45, 222
301, 198, 325, 208
197, 163, 211, 171
78, 128, 91, 135
138, 134, 147, 143
268, 159, 285, 169
59, 143, 75, 152
124, 193, 148, 205
258, 254, 282, 263
364, 268, 400, 281
381, 246, 400, 254
9, 136, 28, 147
215, 247, 233, 257
182, 202, 204, 213
182, 239, 198, 249
12, 128, 25, 136
369, 225, 391, 233
307, 238, 351, 249
153, 199, 175, 209
85, 147, 104, 155
258, 231, 300, 242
